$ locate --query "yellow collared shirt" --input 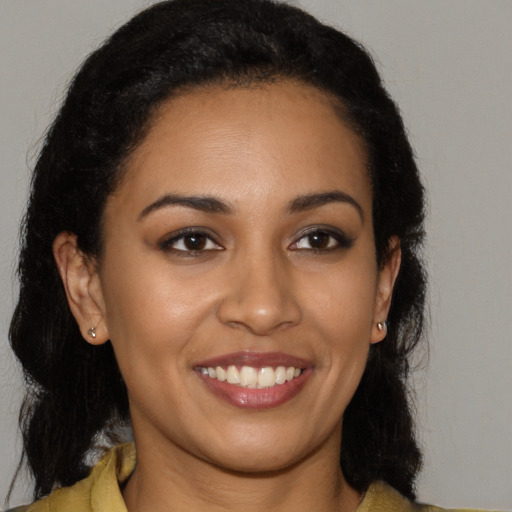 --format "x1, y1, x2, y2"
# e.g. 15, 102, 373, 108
13, 443, 494, 512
